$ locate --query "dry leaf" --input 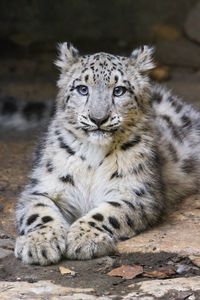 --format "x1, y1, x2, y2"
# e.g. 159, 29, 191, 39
143, 266, 176, 279
59, 266, 76, 276
189, 255, 200, 267
107, 264, 143, 280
